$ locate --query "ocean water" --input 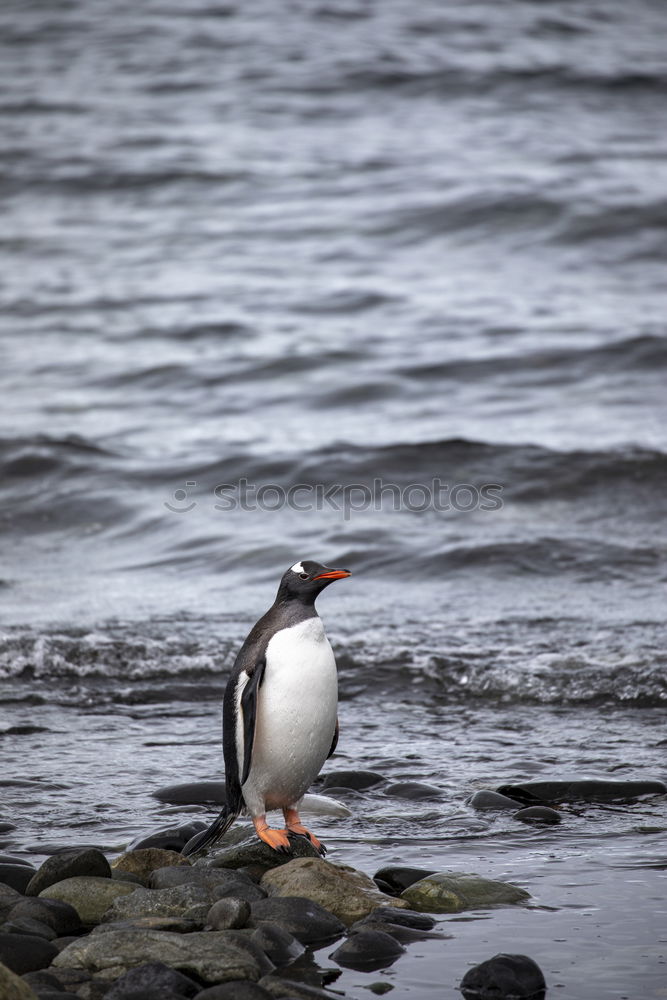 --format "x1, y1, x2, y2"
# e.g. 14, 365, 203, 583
1, 1, 666, 996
